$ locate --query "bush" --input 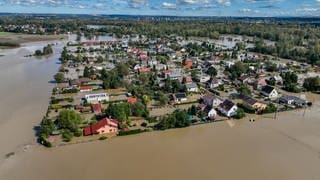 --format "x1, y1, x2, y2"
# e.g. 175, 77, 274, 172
40, 134, 52, 147
146, 117, 157, 123
262, 103, 277, 114
141, 122, 148, 127
74, 129, 83, 137
99, 136, 108, 140
237, 103, 256, 114
233, 108, 246, 119
118, 129, 143, 136
62, 129, 74, 142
